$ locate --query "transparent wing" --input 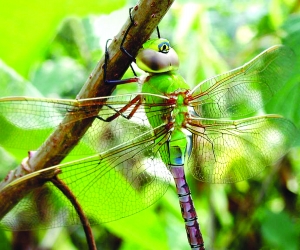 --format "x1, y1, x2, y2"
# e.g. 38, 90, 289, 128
0, 94, 171, 156
189, 45, 295, 118
0, 124, 173, 230
186, 115, 298, 183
